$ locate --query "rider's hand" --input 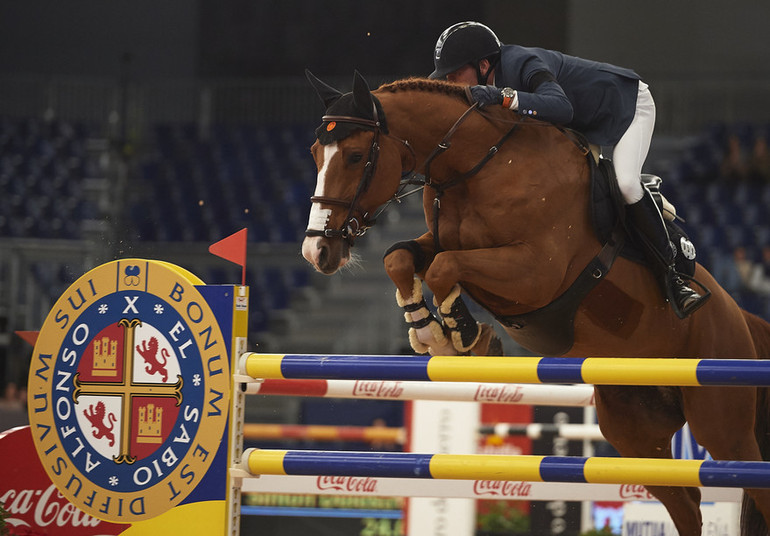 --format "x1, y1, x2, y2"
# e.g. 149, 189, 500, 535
469, 85, 503, 108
